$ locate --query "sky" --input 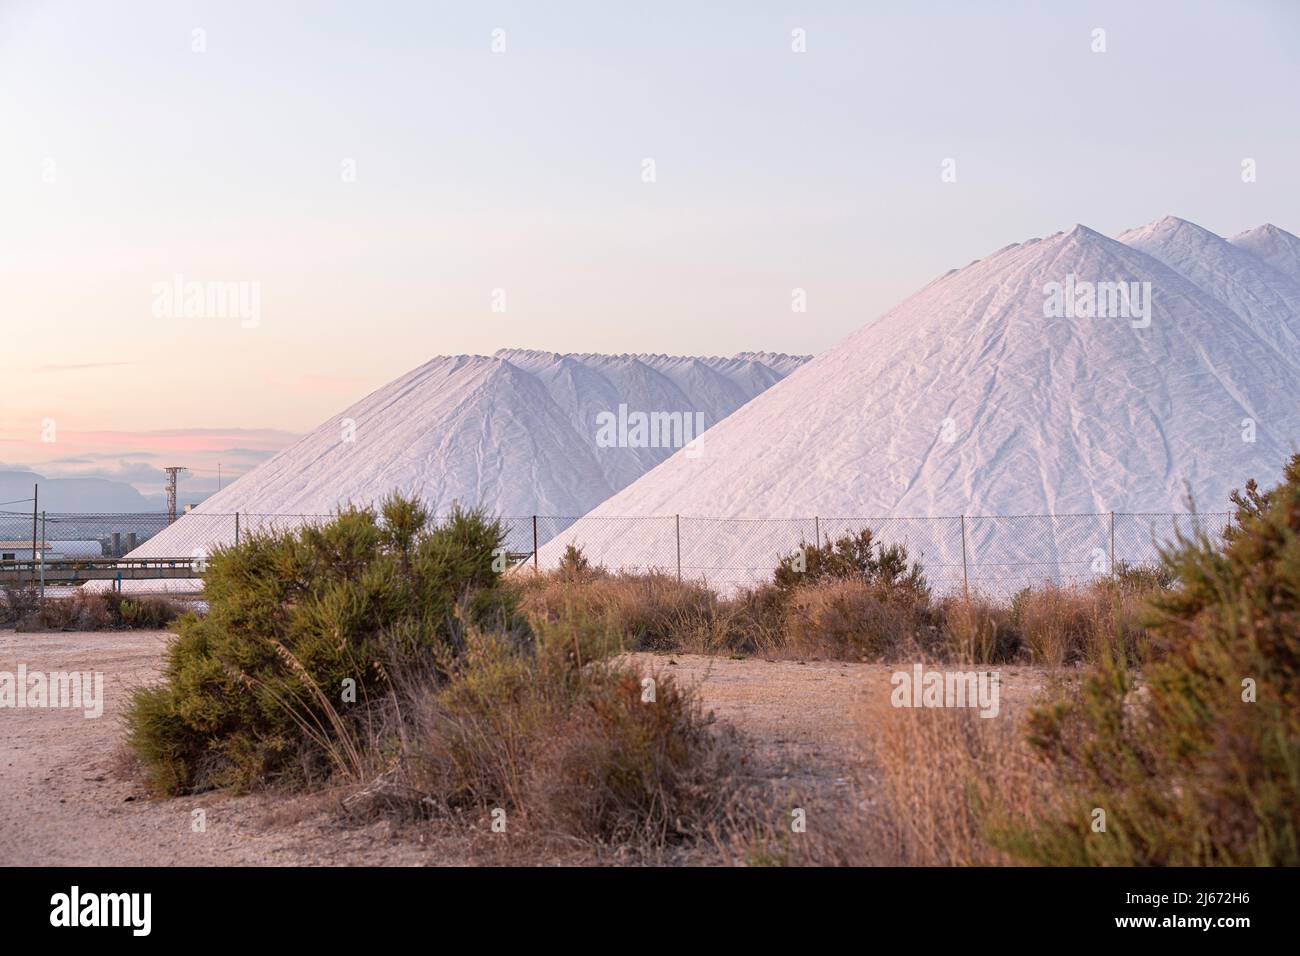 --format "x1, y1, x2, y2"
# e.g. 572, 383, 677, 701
2, 0, 1298, 496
